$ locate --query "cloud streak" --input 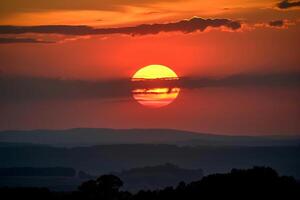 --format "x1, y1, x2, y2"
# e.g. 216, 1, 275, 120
1, 72, 299, 102
180, 73, 300, 89
0, 0, 177, 15
0, 77, 131, 102
0, 37, 53, 44
0, 17, 241, 36
277, 0, 300, 9
268, 20, 285, 27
